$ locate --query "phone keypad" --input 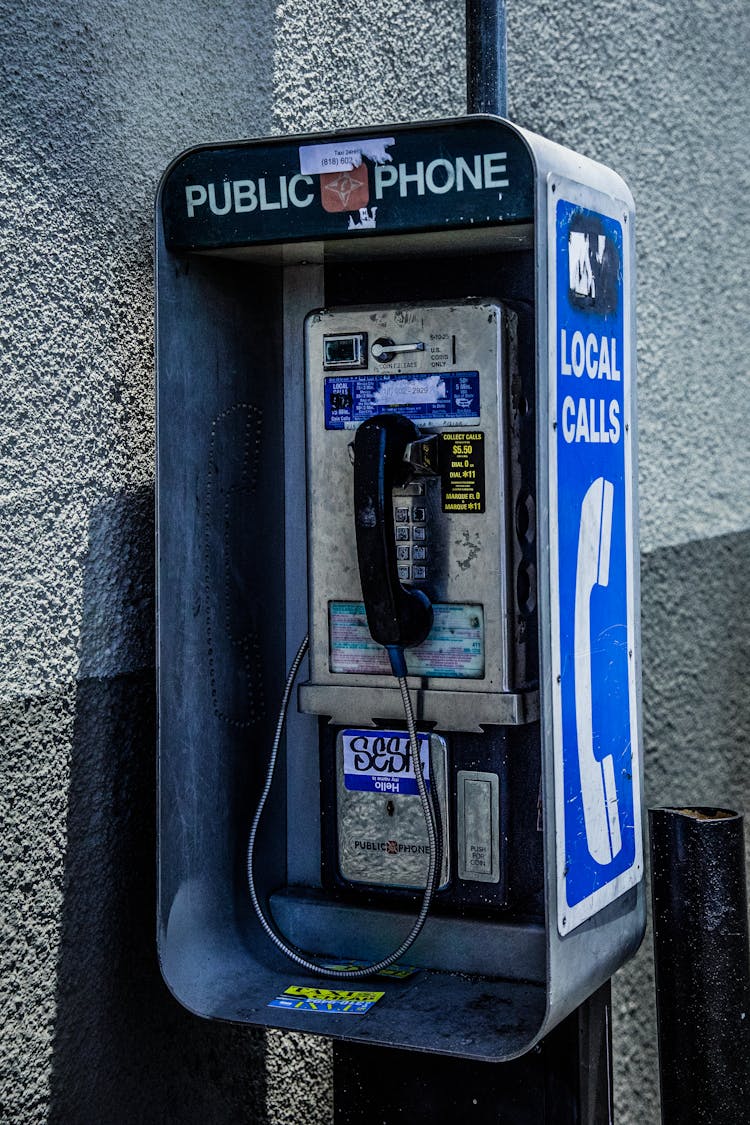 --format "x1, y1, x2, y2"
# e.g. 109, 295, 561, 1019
393, 502, 429, 582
